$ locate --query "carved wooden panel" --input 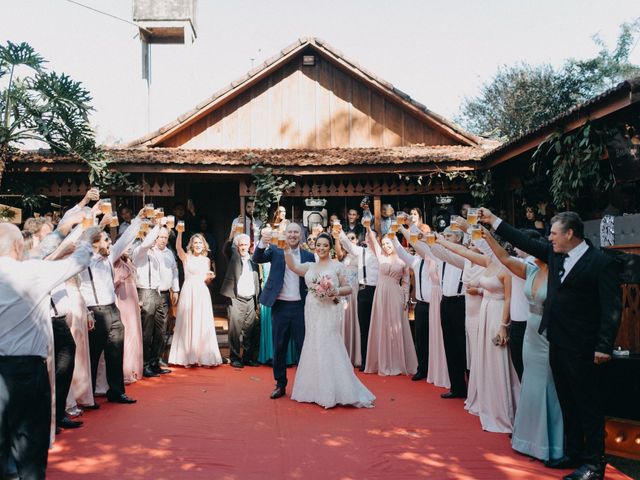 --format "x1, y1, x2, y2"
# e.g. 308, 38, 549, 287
617, 284, 640, 353
38, 177, 175, 197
